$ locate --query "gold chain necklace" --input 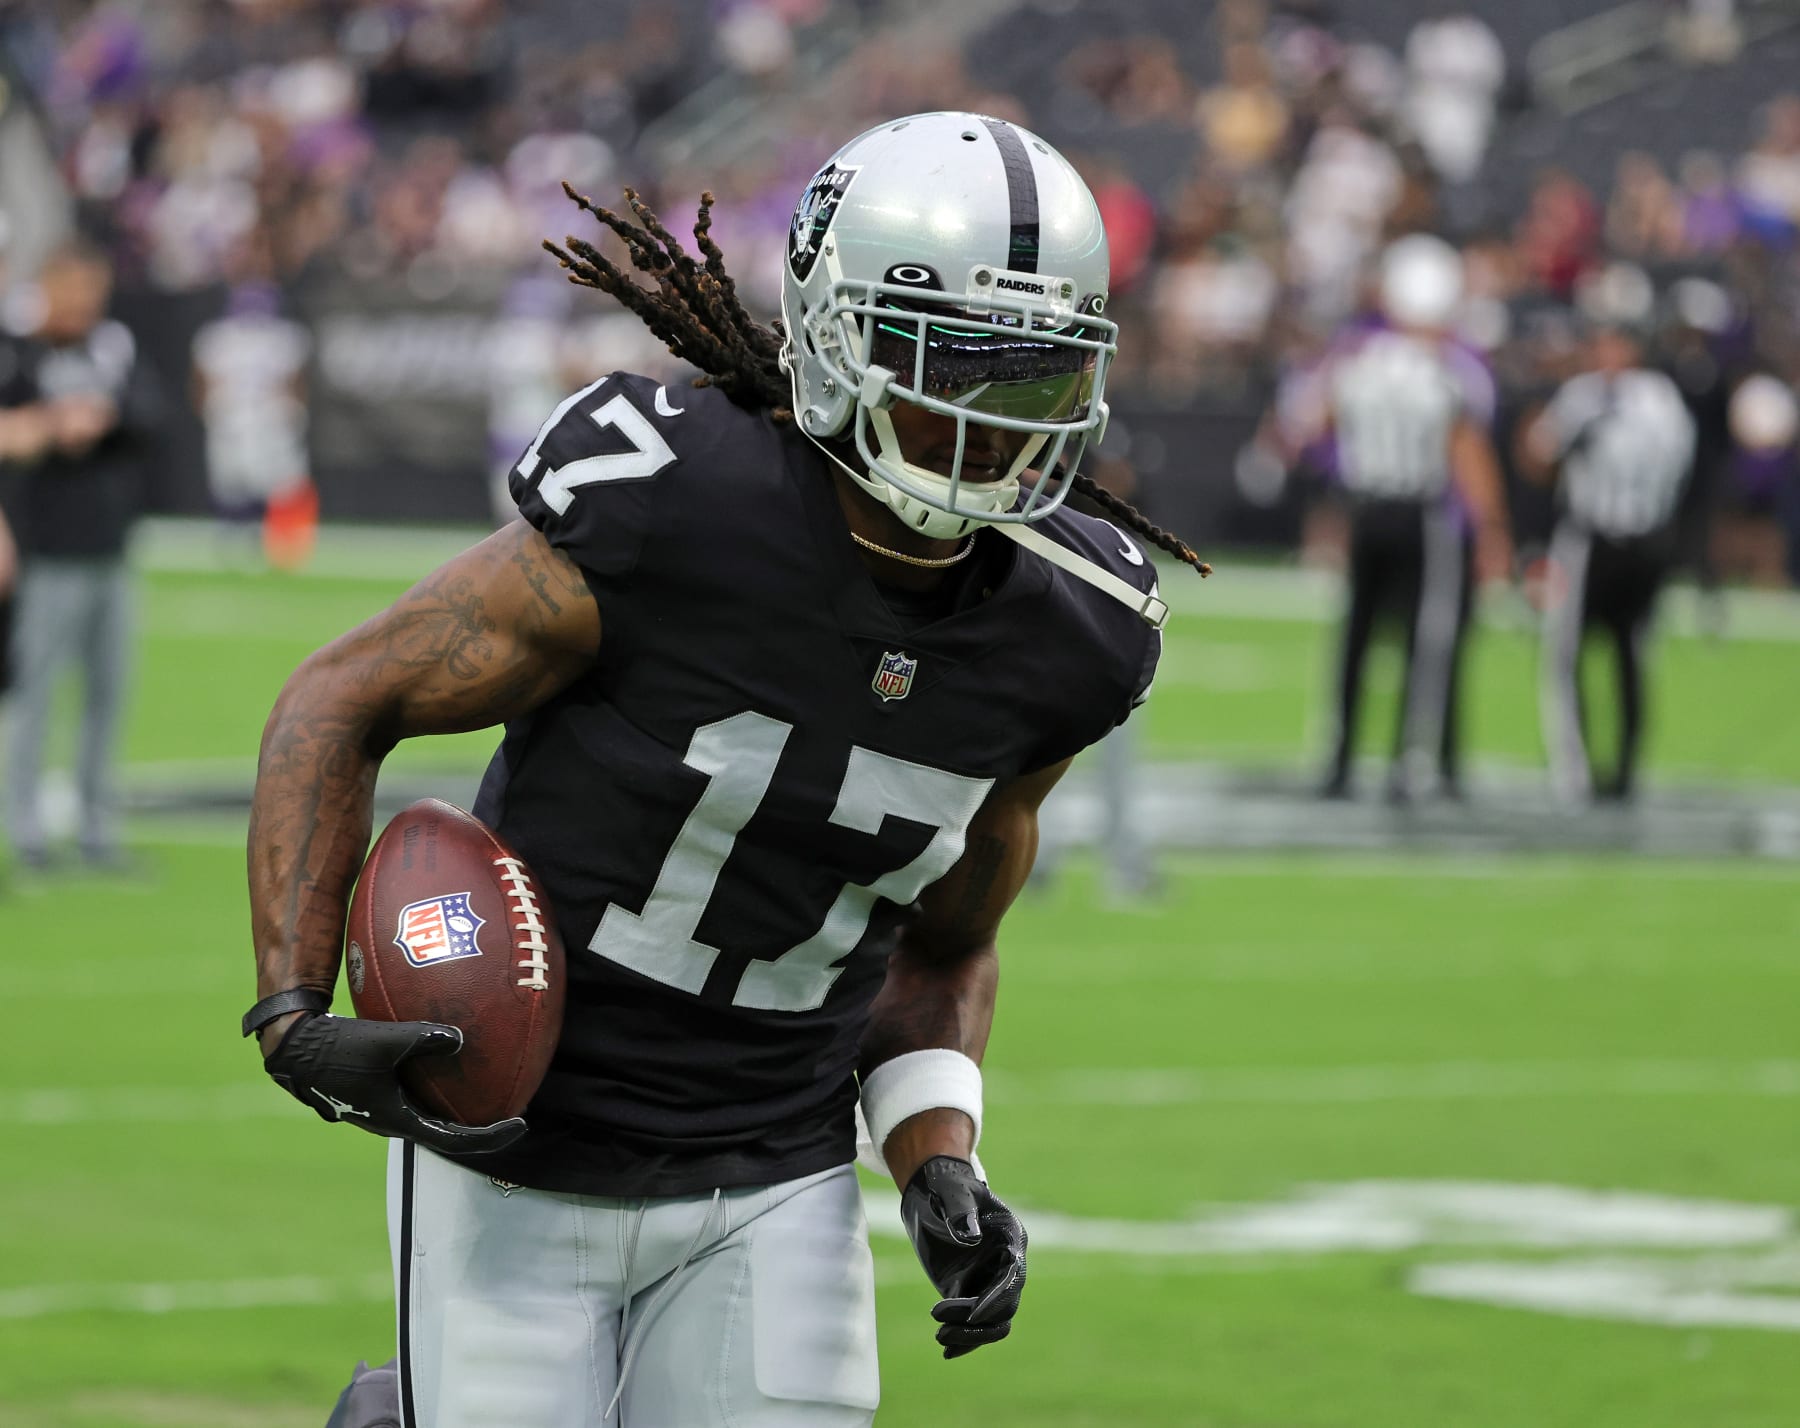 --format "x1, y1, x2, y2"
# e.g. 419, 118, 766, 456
849, 529, 977, 568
